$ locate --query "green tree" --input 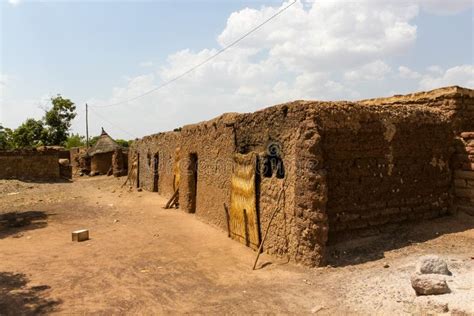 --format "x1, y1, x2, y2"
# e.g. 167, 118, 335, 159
43, 95, 76, 146
0, 124, 14, 150
89, 135, 100, 147
11, 119, 47, 148
115, 139, 130, 148
65, 133, 85, 149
